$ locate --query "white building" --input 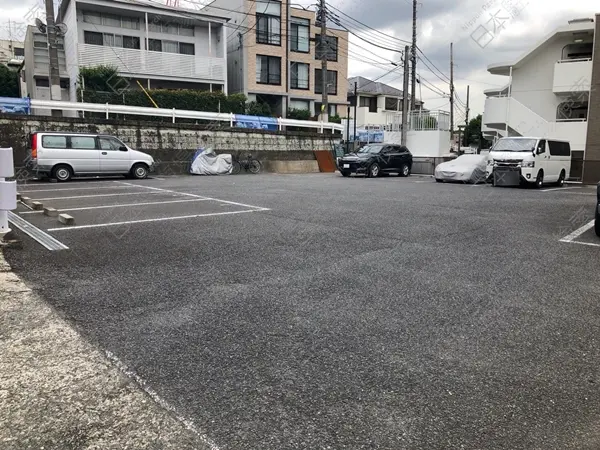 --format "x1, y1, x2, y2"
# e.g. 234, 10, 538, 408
347, 76, 423, 129
0, 39, 25, 65
482, 17, 596, 179
54, 0, 230, 106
